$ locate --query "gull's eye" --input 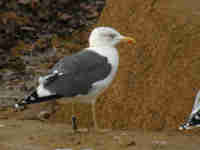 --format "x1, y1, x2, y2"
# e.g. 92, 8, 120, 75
109, 34, 116, 39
